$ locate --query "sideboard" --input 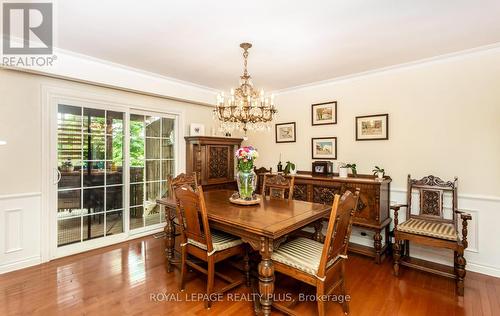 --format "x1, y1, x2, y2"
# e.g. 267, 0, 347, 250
260, 171, 392, 263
